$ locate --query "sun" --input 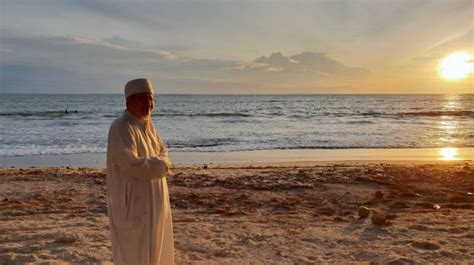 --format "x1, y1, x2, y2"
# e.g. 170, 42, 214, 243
440, 147, 458, 160
439, 52, 473, 80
